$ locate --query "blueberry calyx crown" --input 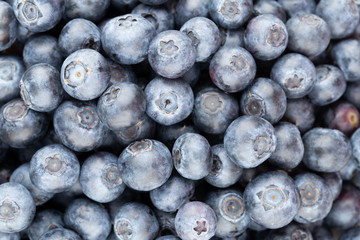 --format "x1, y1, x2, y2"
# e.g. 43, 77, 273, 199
45, 154, 66, 176
299, 184, 320, 207
64, 60, 92, 88
101, 163, 122, 188
256, 184, 289, 211
115, 218, 133, 240
127, 139, 153, 156
3, 100, 28, 121
77, 107, 98, 129
201, 92, 223, 114
0, 61, 15, 82
219, 193, 244, 222
0, 198, 20, 221
17, 0, 43, 26
219, 1, 241, 19
159, 40, 179, 58
193, 218, 208, 236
